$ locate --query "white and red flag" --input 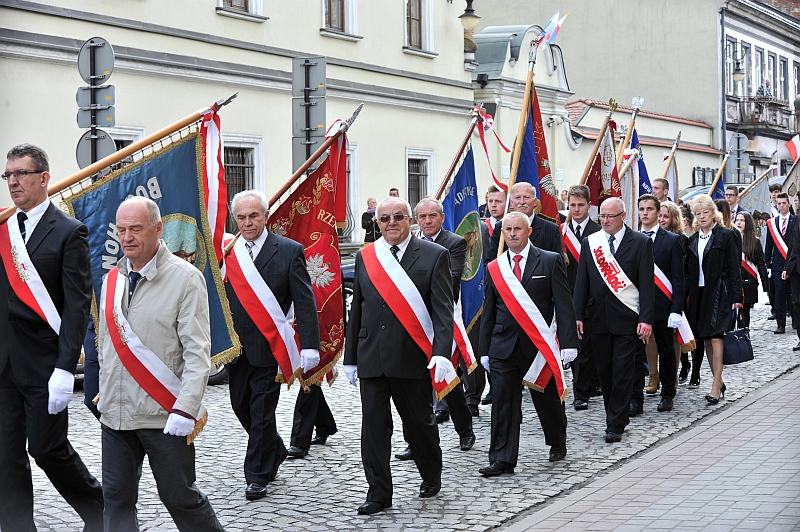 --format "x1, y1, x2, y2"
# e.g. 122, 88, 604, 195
786, 134, 800, 163
200, 105, 228, 264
